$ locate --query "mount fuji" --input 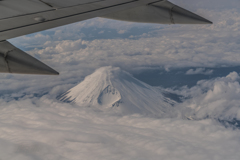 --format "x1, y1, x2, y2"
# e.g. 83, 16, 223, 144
59, 66, 175, 116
